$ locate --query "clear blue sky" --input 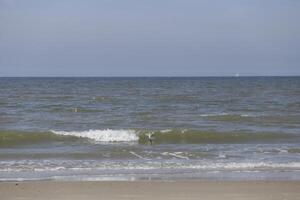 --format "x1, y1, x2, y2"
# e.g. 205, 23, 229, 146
0, 0, 299, 76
